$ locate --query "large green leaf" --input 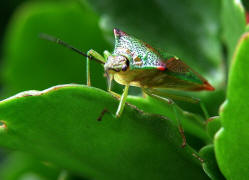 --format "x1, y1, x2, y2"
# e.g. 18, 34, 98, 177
0, 85, 209, 180
199, 145, 225, 180
1, 1, 111, 96
221, 0, 246, 64
206, 116, 221, 139
0, 152, 60, 180
215, 32, 249, 179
